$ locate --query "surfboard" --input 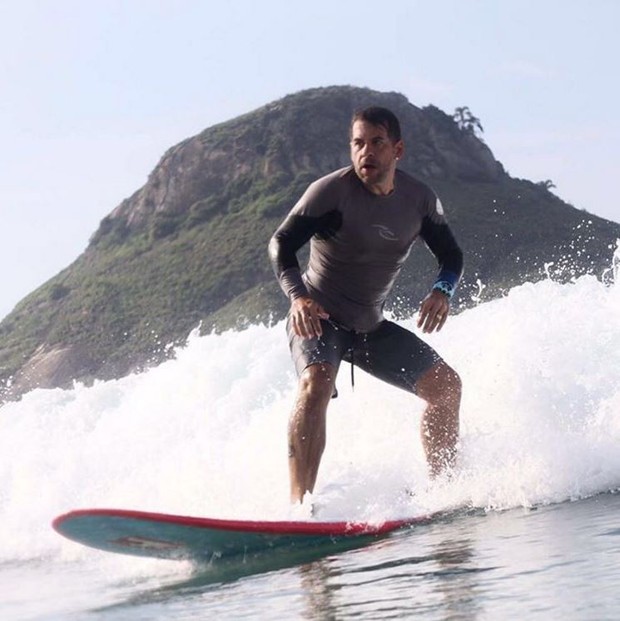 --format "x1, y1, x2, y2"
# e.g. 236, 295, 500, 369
52, 508, 435, 562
